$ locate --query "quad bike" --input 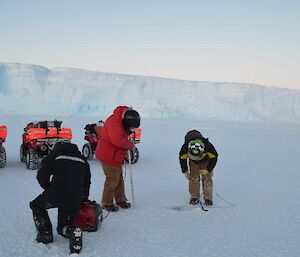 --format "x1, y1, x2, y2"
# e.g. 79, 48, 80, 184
81, 121, 103, 161
82, 121, 141, 164
20, 120, 72, 170
0, 125, 7, 168
126, 127, 142, 164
